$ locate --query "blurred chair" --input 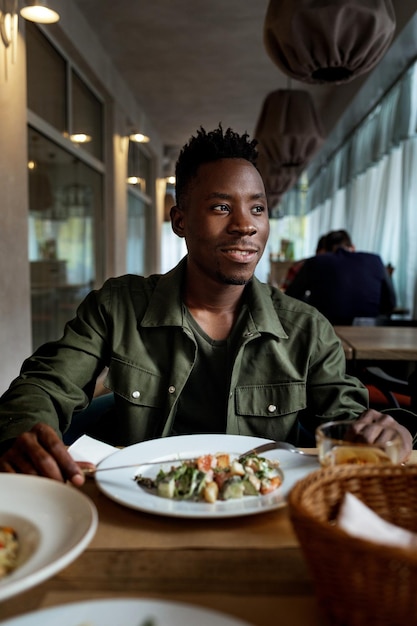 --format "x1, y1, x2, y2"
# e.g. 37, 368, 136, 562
268, 257, 294, 289
362, 366, 412, 409
361, 366, 417, 448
